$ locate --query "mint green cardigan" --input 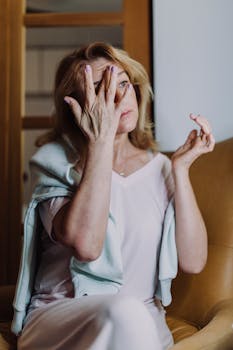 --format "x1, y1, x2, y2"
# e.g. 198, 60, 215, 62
11, 140, 177, 335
